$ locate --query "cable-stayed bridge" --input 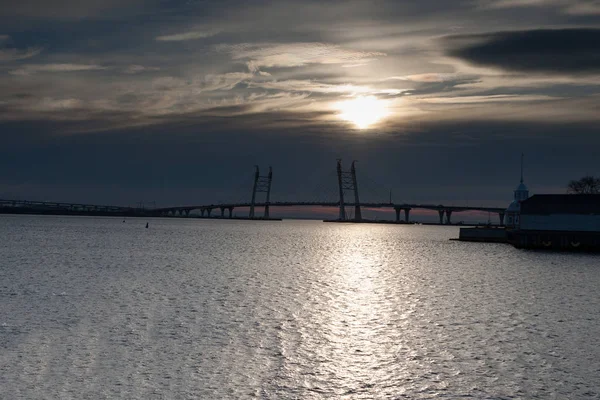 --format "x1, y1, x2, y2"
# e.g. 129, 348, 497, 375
0, 160, 507, 224
155, 201, 505, 224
